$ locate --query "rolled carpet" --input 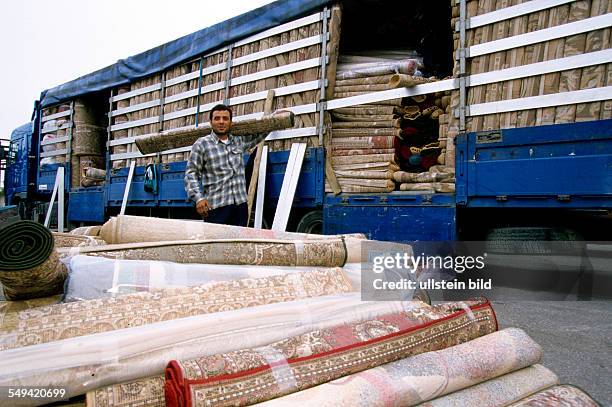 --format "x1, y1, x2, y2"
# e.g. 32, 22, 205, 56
135, 111, 294, 154
335, 59, 420, 80
331, 153, 395, 166
332, 105, 396, 116
417, 364, 559, 407
332, 128, 401, 138
508, 384, 600, 406
0, 268, 352, 350
164, 298, 498, 406
63, 255, 353, 301
258, 327, 542, 406
394, 171, 454, 183
334, 84, 393, 93
0, 219, 62, 300
87, 376, 165, 407
331, 136, 396, 149
332, 112, 397, 122
389, 74, 438, 88
57, 238, 348, 267
335, 74, 395, 86
69, 225, 101, 236
52, 232, 106, 248
332, 162, 399, 172
333, 148, 396, 156
336, 178, 395, 189
335, 169, 395, 179
332, 120, 400, 129
99, 215, 346, 244
400, 183, 456, 193
0, 295, 61, 332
